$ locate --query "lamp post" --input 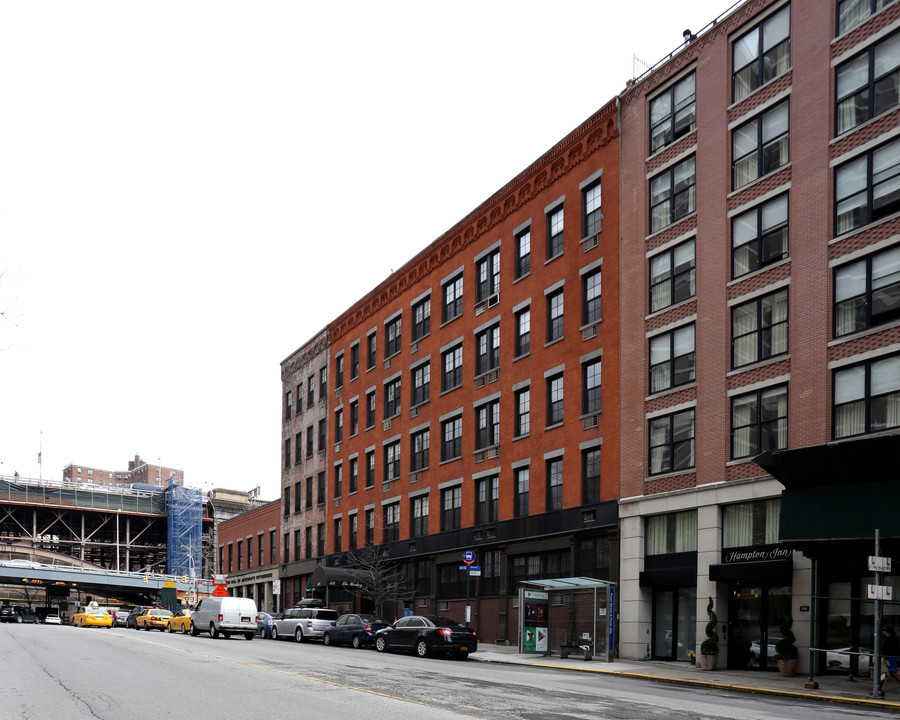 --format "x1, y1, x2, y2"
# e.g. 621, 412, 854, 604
115, 510, 121, 573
